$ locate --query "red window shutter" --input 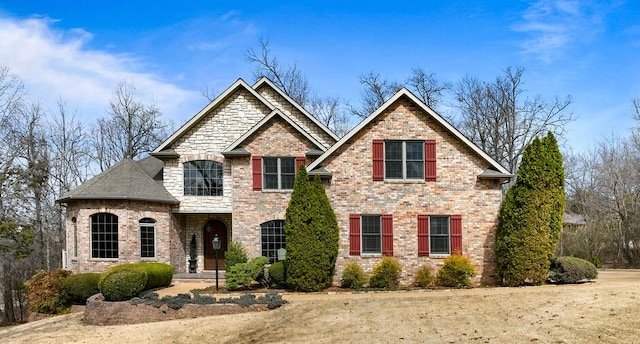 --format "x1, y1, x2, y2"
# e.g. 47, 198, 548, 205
372, 140, 384, 181
295, 156, 306, 171
450, 215, 462, 254
425, 139, 437, 181
349, 214, 361, 256
382, 214, 393, 256
252, 156, 262, 191
417, 215, 430, 257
